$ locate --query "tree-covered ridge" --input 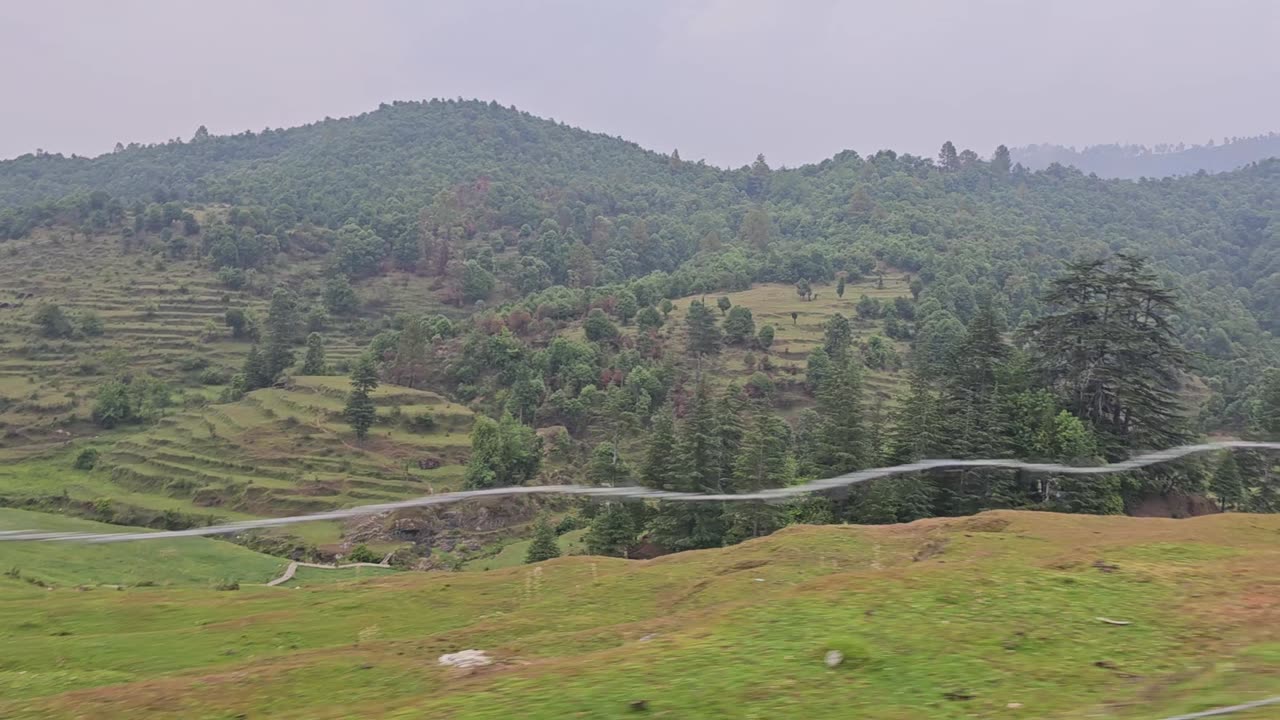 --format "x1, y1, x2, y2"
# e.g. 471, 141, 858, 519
1012, 132, 1280, 179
